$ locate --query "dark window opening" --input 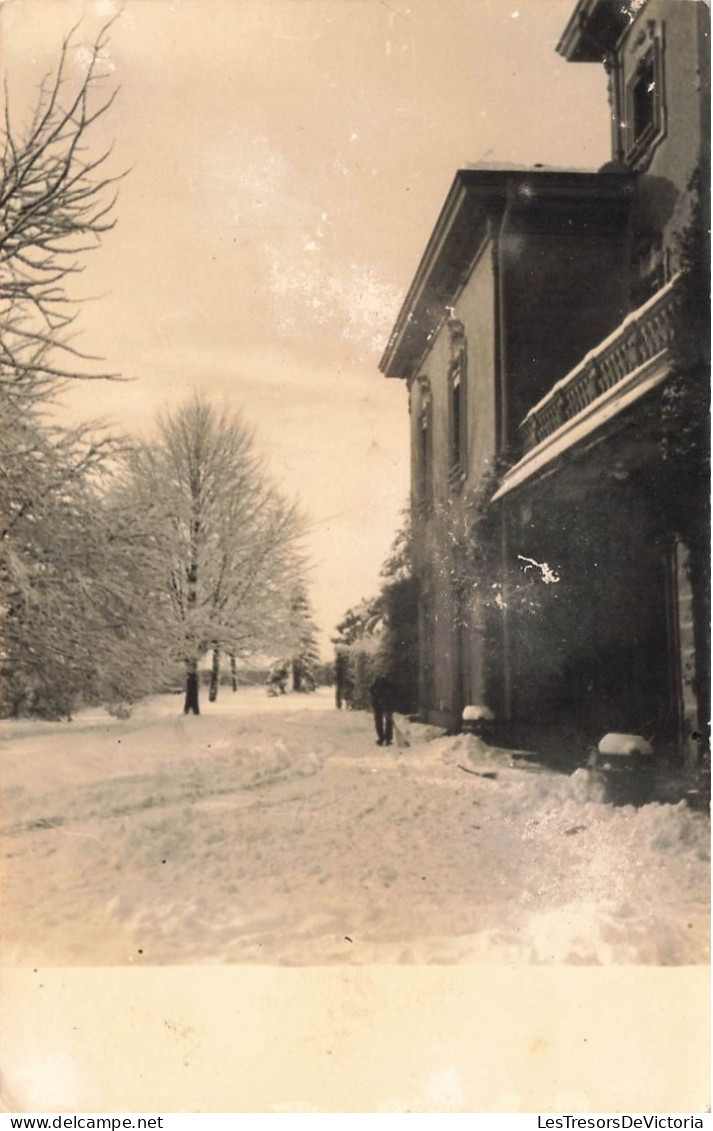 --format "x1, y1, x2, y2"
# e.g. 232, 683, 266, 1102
631, 228, 666, 307
632, 55, 656, 142
451, 371, 462, 471
622, 25, 665, 166
419, 414, 431, 508
447, 331, 467, 488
